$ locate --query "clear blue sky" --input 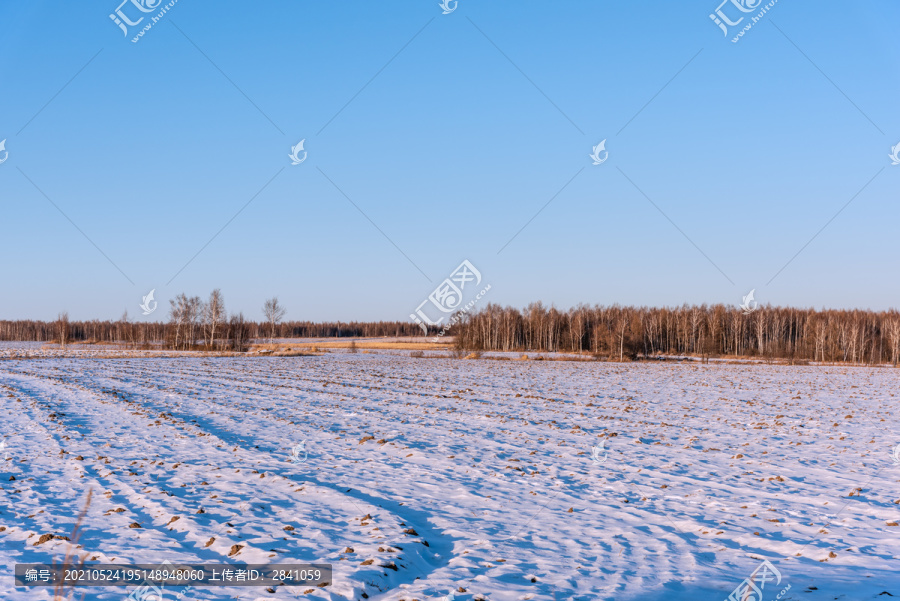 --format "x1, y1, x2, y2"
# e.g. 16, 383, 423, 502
1, 1, 898, 322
